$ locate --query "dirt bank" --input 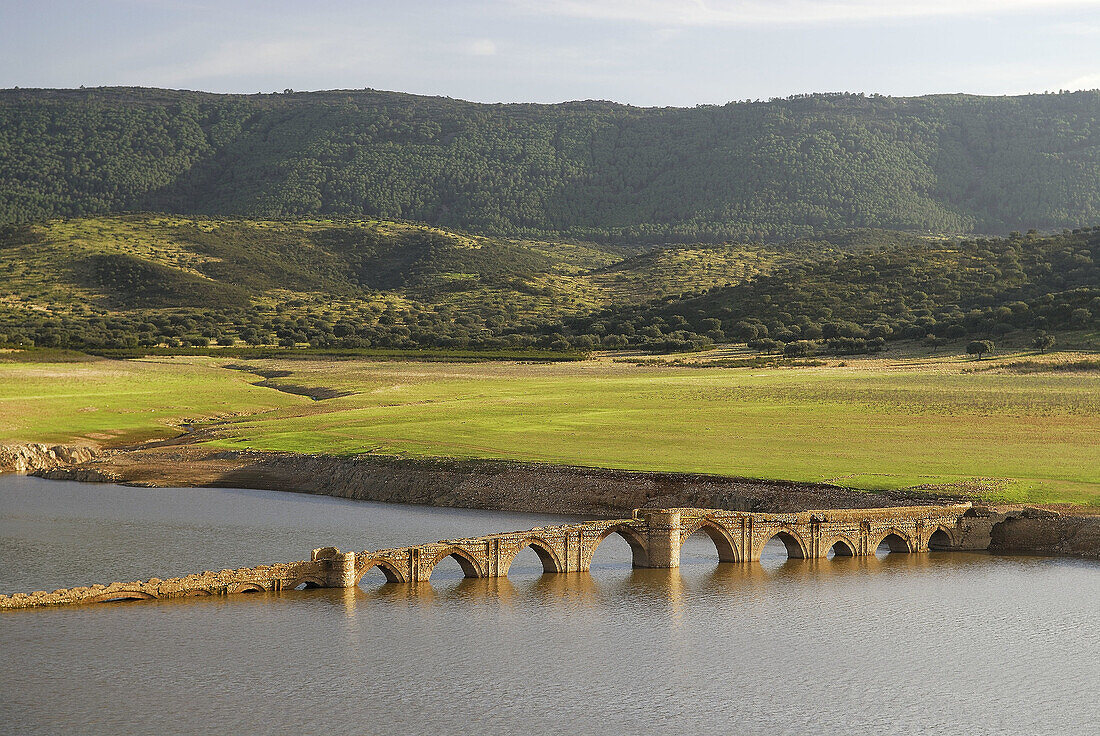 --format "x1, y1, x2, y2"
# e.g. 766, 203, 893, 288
28, 443, 953, 516
990, 510, 1100, 558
